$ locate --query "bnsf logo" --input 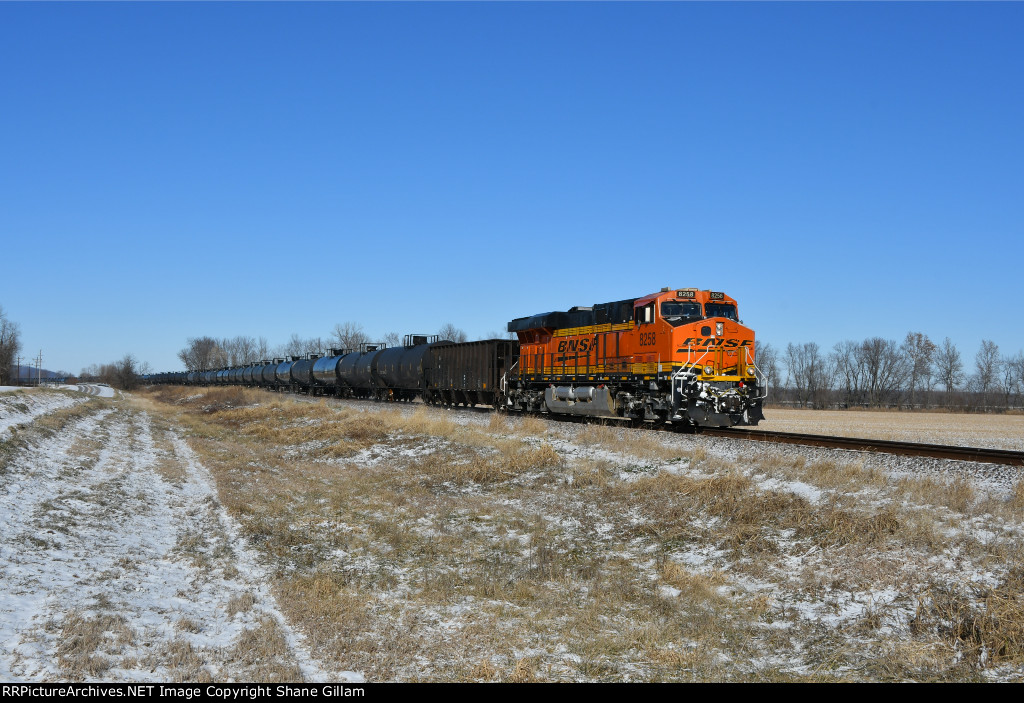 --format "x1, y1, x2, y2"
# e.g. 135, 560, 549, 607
681, 338, 753, 348
557, 336, 599, 353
